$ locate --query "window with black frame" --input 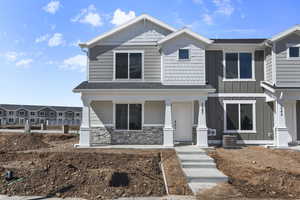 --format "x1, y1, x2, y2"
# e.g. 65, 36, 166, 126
225, 52, 252, 79
225, 103, 254, 132
115, 104, 142, 130
115, 52, 142, 79
289, 46, 300, 58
